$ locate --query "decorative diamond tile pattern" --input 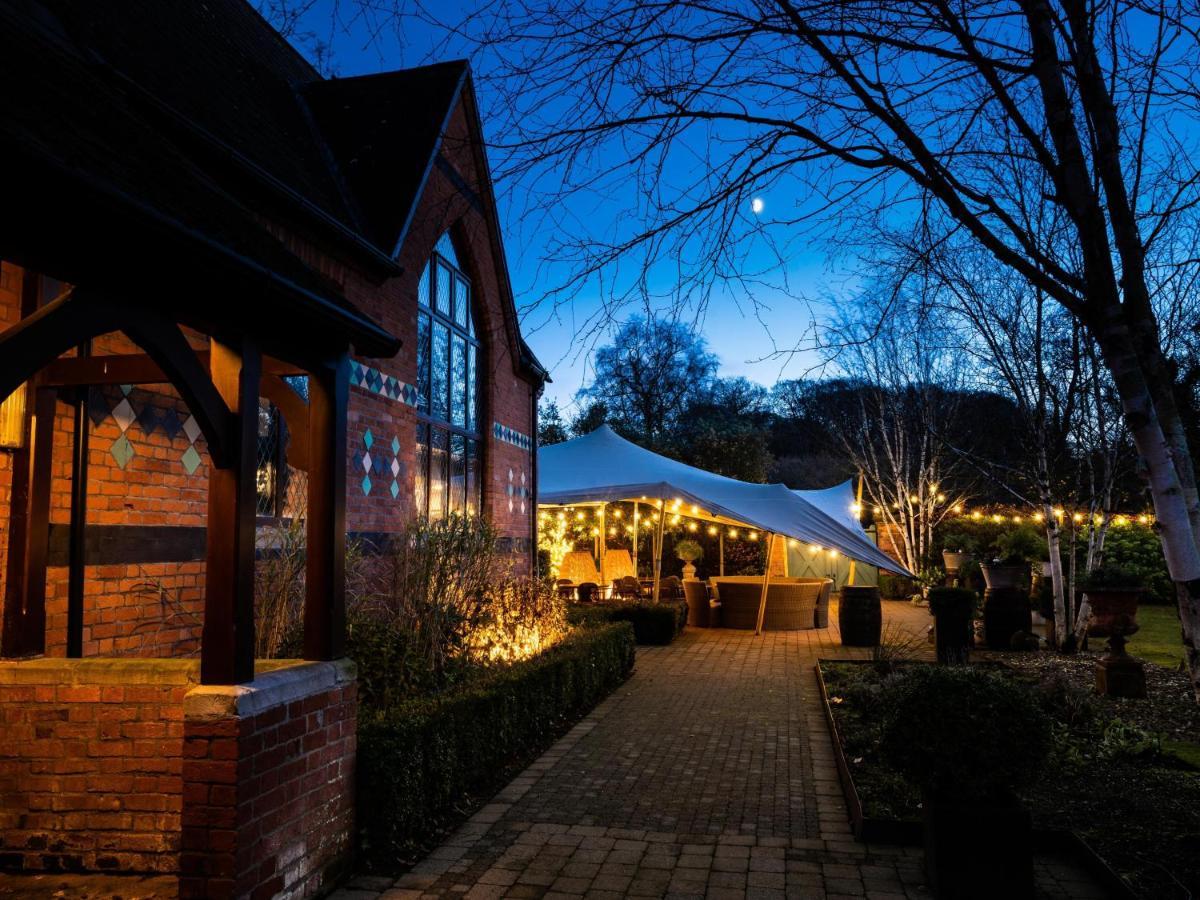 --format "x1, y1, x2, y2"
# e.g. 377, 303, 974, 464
160, 407, 182, 441
111, 398, 136, 432
111, 434, 135, 470
494, 421, 532, 452
363, 428, 374, 450
362, 475, 372, 496
180, 444, 202, 475
182, 415, 201, 444
389, 480, 400, 499
349, 360, 419, 407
